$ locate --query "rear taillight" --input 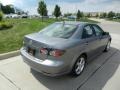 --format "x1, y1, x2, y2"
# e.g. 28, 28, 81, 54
40, 48, 48, 55
40, 48, 65, 57
49, 49, 65, 57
